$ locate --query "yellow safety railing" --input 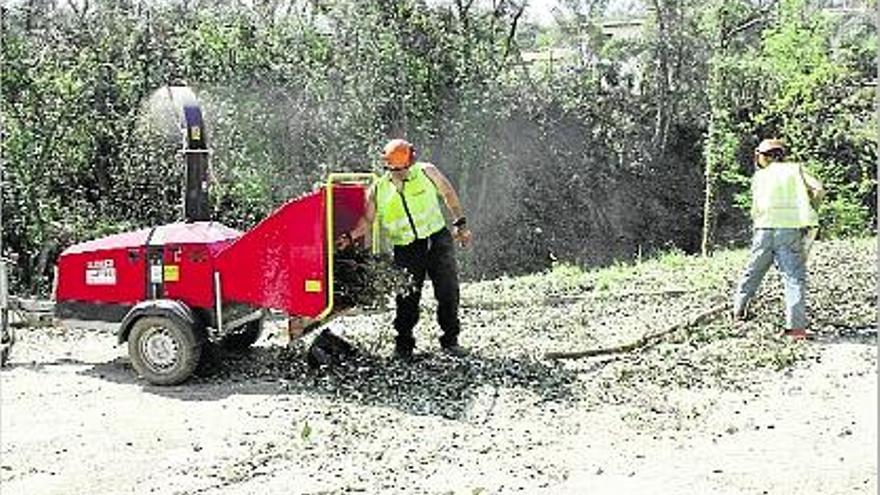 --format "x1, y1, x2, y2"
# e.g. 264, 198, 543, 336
315, 172, 378, 321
